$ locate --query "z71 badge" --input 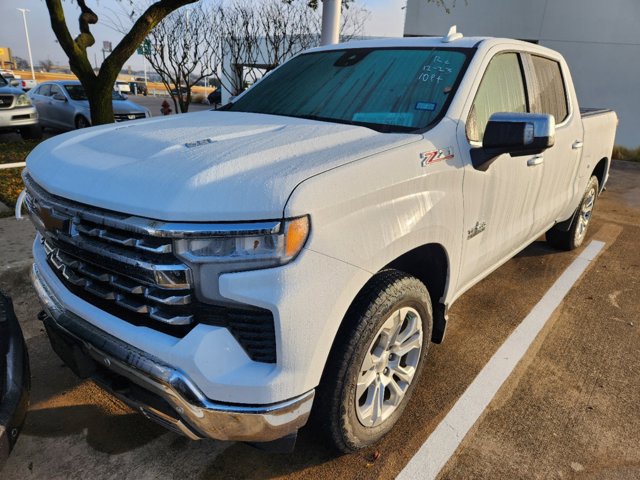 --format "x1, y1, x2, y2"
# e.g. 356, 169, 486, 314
420, 147, 454, 167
